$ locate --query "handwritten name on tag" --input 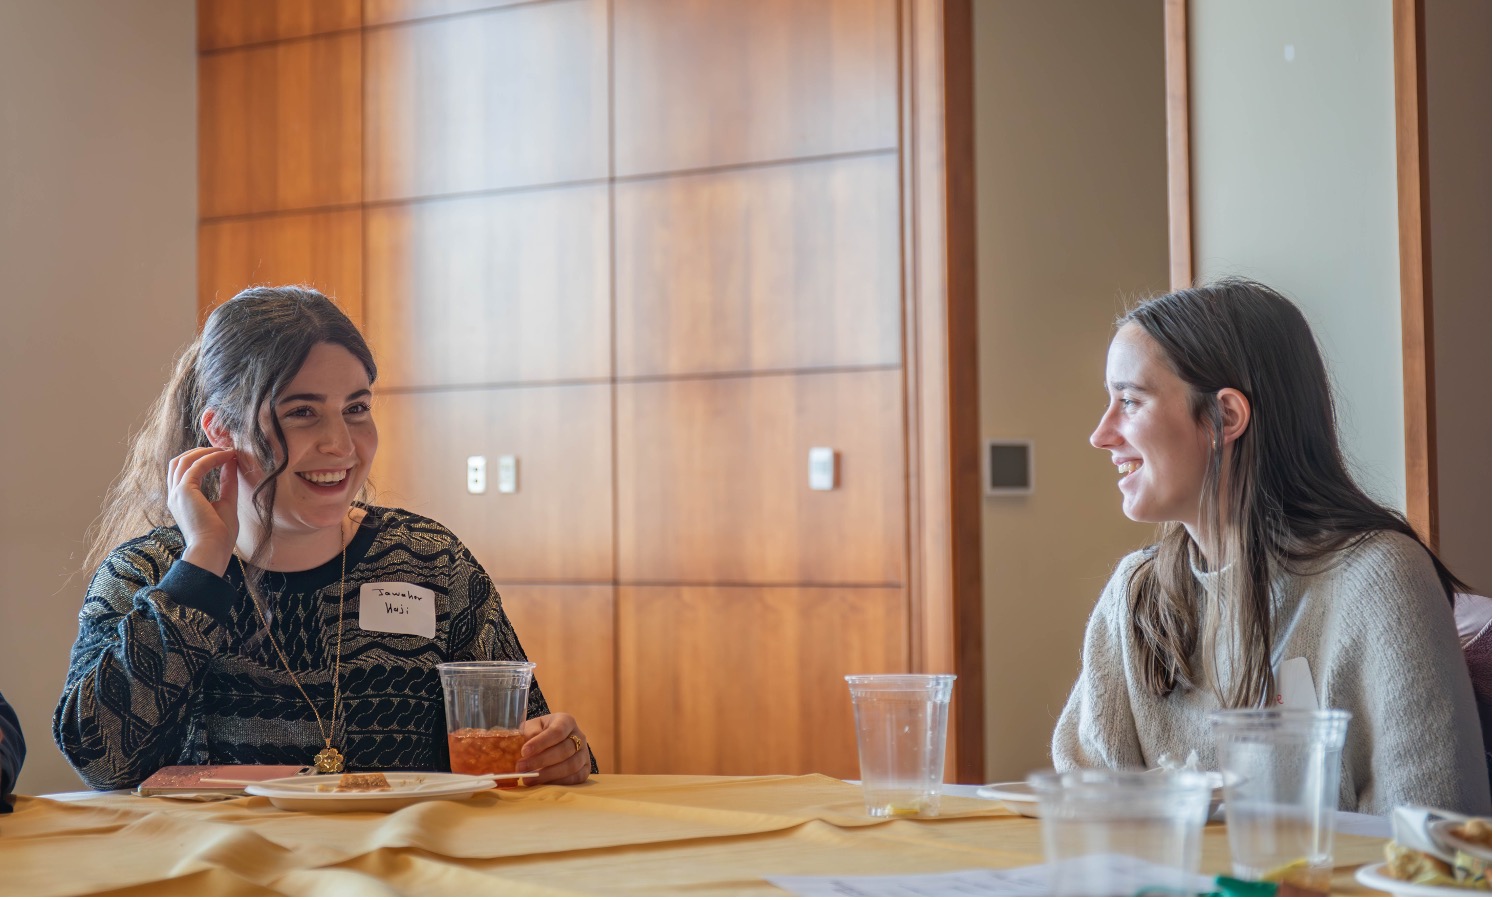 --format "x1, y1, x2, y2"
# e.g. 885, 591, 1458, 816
359, 582, 436, 638
1272, 656, 1318, 709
